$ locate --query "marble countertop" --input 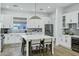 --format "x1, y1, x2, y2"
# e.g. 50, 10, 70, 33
71, 35, 79, 38
20, 34, 55, 41
64, 35, 79, 38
